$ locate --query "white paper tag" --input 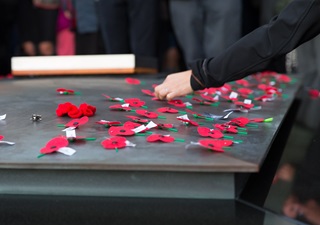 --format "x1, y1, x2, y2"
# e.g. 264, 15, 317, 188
115, 97, 123, 101
57, 147, 76, 156
146, 121, 157, 129
0, 114, 6, 120
65, 129, 76, 138
121, 103, 130, 107
177, 114, 189, 120
184, 102, 192, 107
214, 95, 219, 101
244, 99, 252, 104
0, 141, 15, 145
125, 140, 136, 147
216, 91, 222, 96
132, 125, 146, 133
229, 92, 238, 99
